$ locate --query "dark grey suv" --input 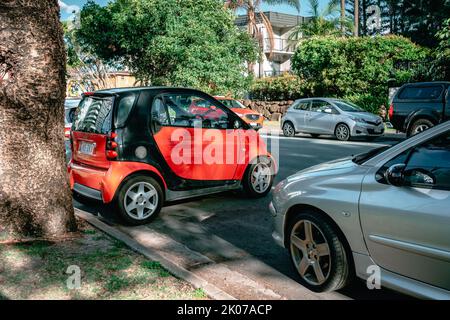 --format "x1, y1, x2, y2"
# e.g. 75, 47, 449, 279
390, 82, 450, 136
